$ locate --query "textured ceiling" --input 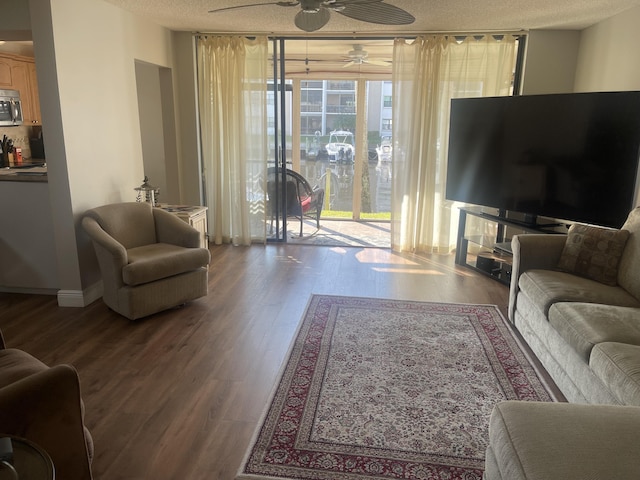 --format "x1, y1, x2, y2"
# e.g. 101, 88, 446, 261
102, 0, 640, 35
